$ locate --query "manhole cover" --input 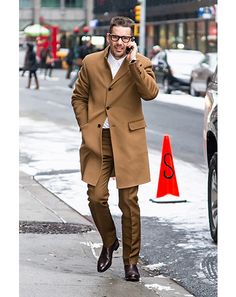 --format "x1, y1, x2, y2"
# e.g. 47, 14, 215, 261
19, 221, 94, 234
